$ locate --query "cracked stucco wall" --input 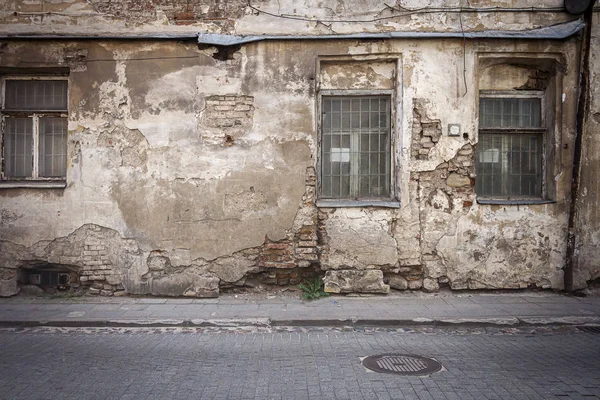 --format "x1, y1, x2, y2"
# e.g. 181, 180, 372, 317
1, 0, 574, 36
573, 13, 600, 290
318, 38, 579, 293
0, 1, 589, 296
0, 40, 313, 296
